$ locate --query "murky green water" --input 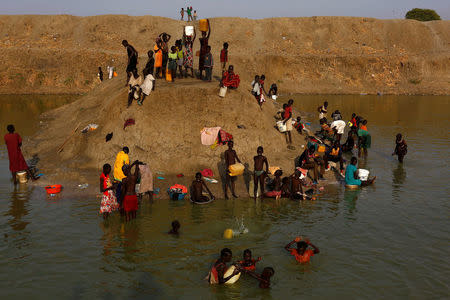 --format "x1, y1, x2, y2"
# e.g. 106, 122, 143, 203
0, 94, 449, 299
